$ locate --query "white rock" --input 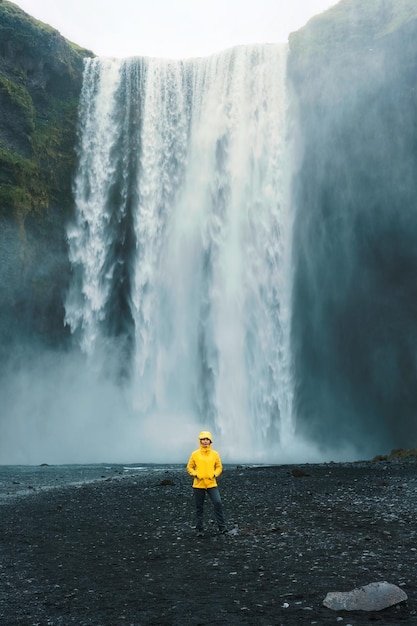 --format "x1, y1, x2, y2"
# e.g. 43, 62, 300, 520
323, 581, 407, 611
